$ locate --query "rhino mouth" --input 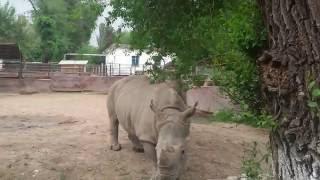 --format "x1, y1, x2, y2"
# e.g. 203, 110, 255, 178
156, 175, 179, 180
157, 171, 179, 180
157, 162, 182, 179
